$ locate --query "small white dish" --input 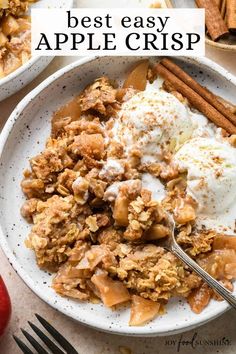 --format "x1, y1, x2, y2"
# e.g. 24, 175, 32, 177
0, 0, 73, 102
0, 56, 236, 336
